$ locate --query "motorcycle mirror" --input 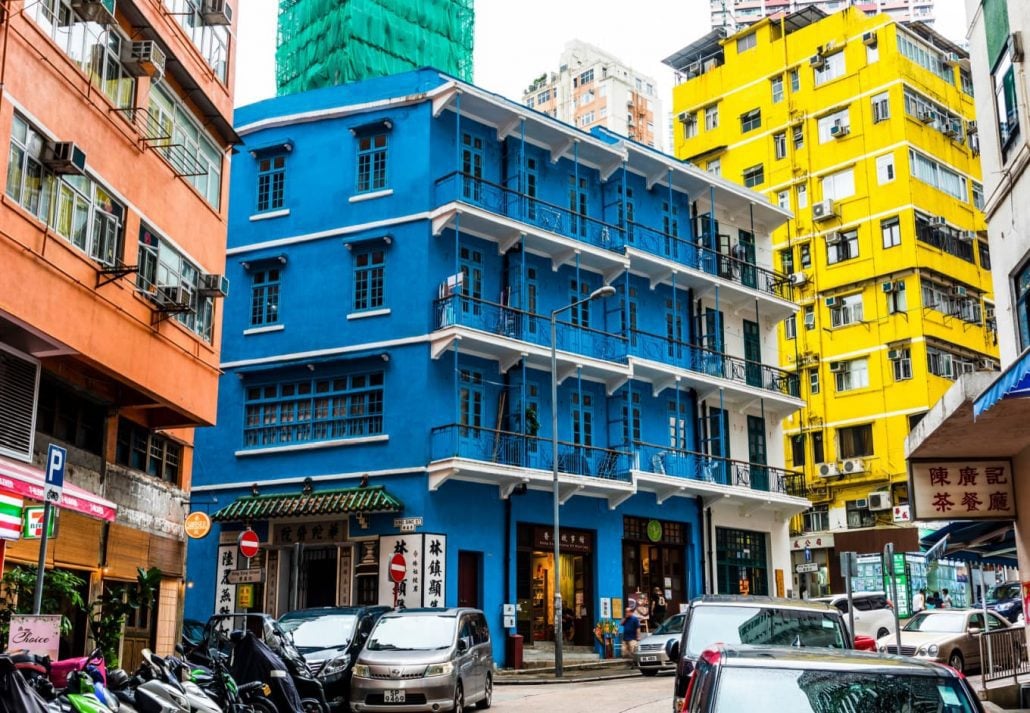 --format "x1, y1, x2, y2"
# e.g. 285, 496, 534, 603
175, 644, 185, 655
